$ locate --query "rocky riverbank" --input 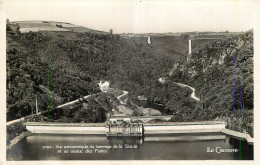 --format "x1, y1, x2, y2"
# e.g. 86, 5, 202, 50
7, 131, 34, 150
